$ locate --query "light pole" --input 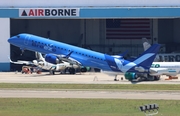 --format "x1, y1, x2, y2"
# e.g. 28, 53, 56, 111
139, 103, 159, 116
